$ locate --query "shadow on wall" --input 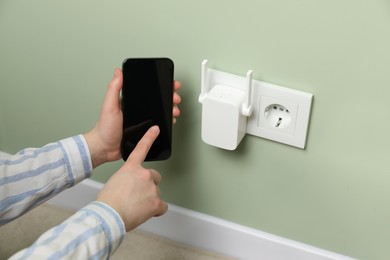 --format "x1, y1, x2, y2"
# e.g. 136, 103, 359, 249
149, 76, 255, 208
144, 78, 201, 206
0, 104, 6, 149
162, 81, 198, 173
